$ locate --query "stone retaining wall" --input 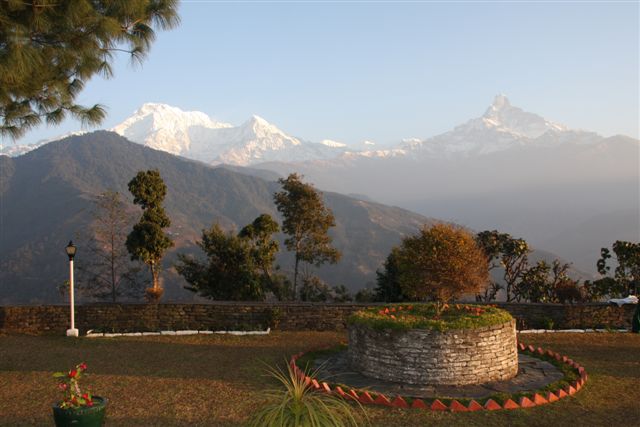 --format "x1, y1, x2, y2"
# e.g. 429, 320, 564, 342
347, 319, 518, 385
0, 302, 635, 335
